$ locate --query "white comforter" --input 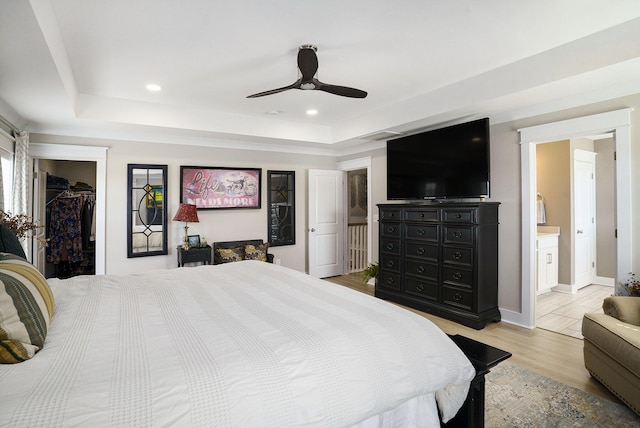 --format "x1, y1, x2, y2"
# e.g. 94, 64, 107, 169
0, 261, 474, 427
